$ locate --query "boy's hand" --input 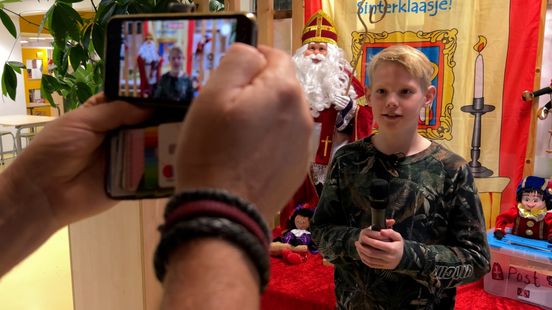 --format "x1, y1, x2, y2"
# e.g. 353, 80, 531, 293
355, 227, 404, 270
